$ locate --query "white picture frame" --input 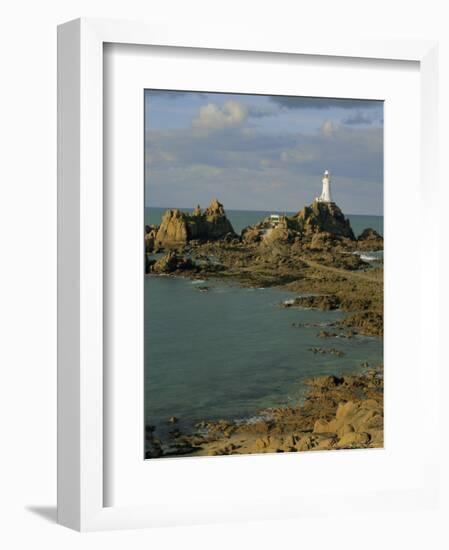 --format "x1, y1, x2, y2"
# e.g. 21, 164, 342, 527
57, 17, 440, 531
